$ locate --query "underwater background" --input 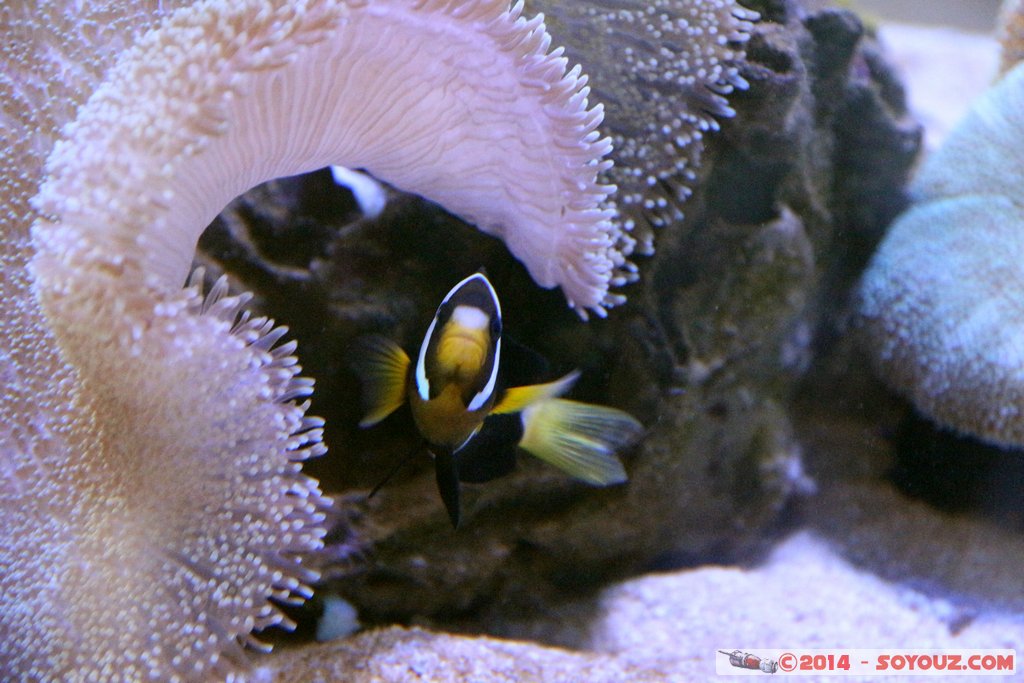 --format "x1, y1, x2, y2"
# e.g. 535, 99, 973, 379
4, 0, 1023, 679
